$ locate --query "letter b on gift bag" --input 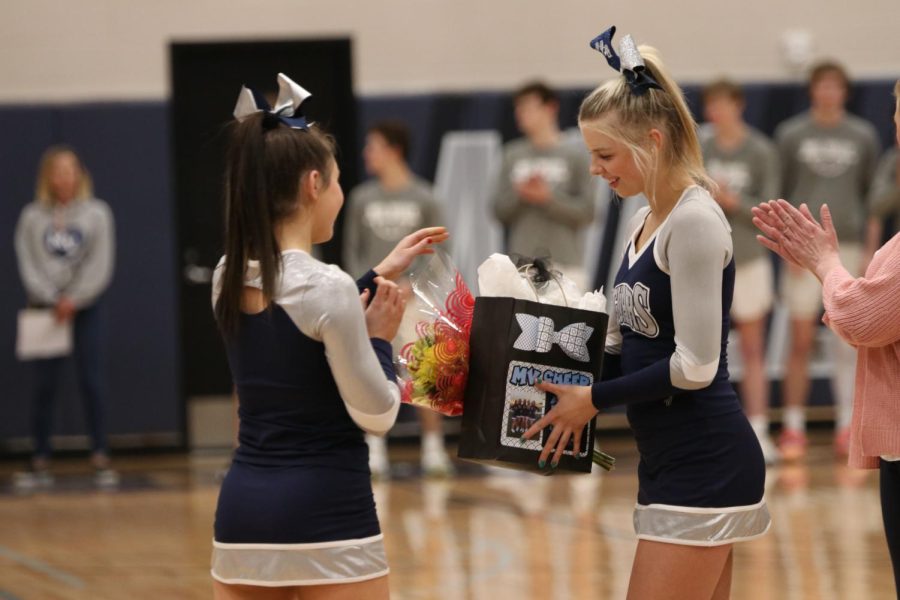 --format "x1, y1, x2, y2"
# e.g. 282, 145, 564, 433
458, 297, 608, 473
